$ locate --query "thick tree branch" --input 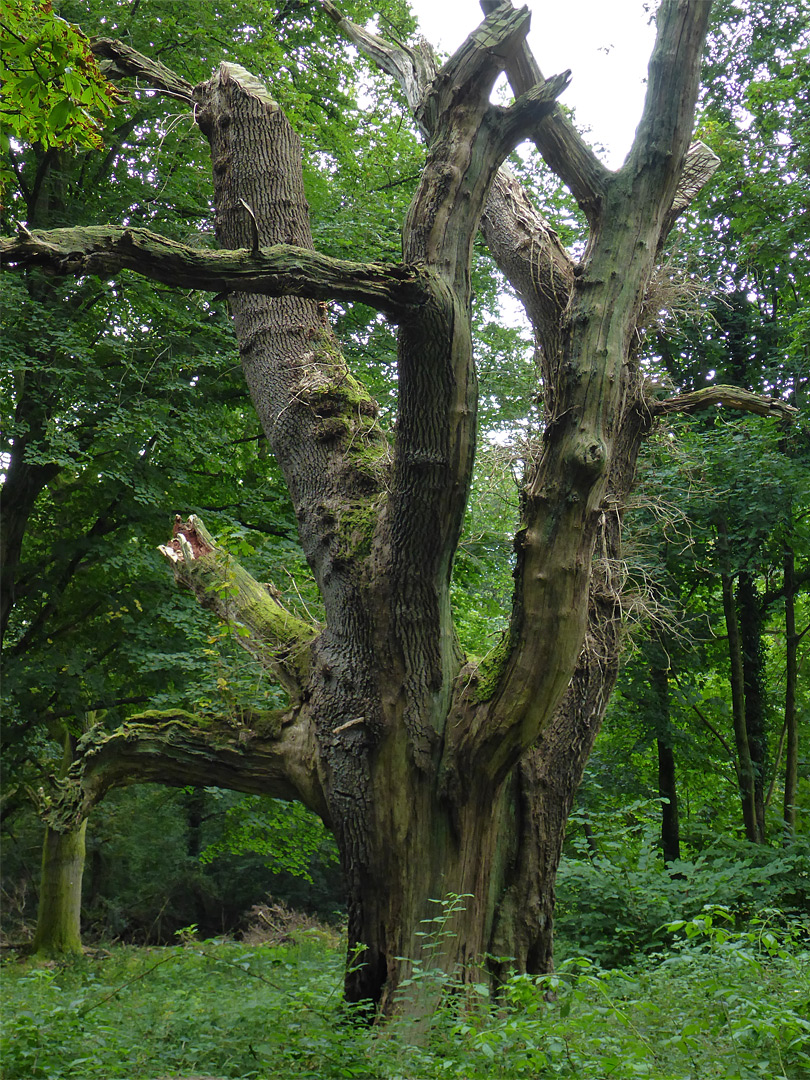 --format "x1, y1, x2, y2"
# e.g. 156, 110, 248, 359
664, 139, 721, 232
652, 385, 798, 422
322, 0, 437, 120
90, 37, 194, 102
480, 164, 574, 352
0, 226, 432, 320
482, 2, 717, 234
445, 0, 715, 780
159, 515, 318, 699
331, 0, 602, 225
479, 0, 609, 225
623, 0, 713, 210
416, 5, 535, 129
42, 708, 326, 830
379, 6, 572, 751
